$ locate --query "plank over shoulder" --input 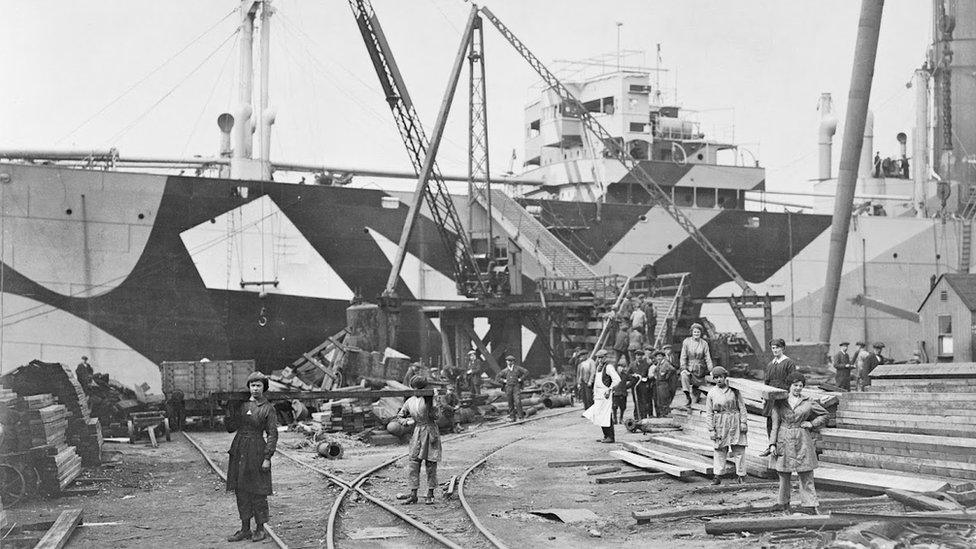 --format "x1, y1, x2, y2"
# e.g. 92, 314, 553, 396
727, 378, 787, 401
